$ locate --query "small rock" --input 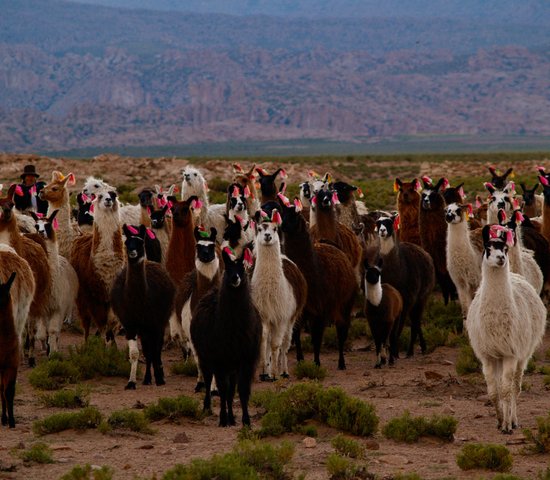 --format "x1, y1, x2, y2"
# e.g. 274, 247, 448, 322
442, 360, 454, 366
379, 454, 409, 466
477, 394, 490, 402
57, 458, 71, 464
91, 465, 105, 471
443, 406, 455, 414
123, 464, 131, 470
303, 437, 317, 448
173, 432, 190, 444
363, 439, 380, 451
139, 444, 155, 450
